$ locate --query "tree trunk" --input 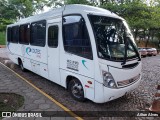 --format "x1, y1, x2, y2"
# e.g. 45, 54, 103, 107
134, 28, 138, 41
145, 29, 151, 47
